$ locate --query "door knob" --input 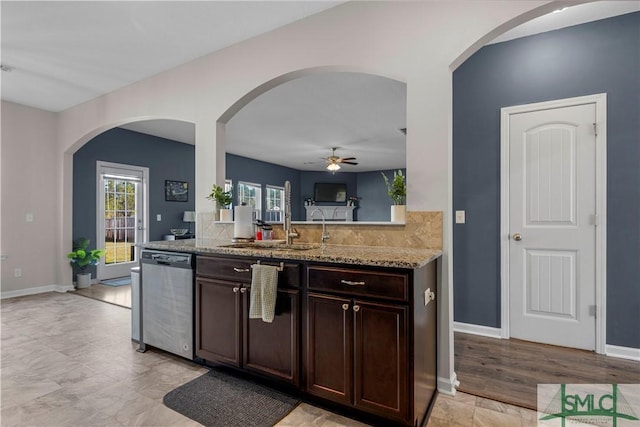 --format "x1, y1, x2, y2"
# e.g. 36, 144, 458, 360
512, 233, 523, 241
